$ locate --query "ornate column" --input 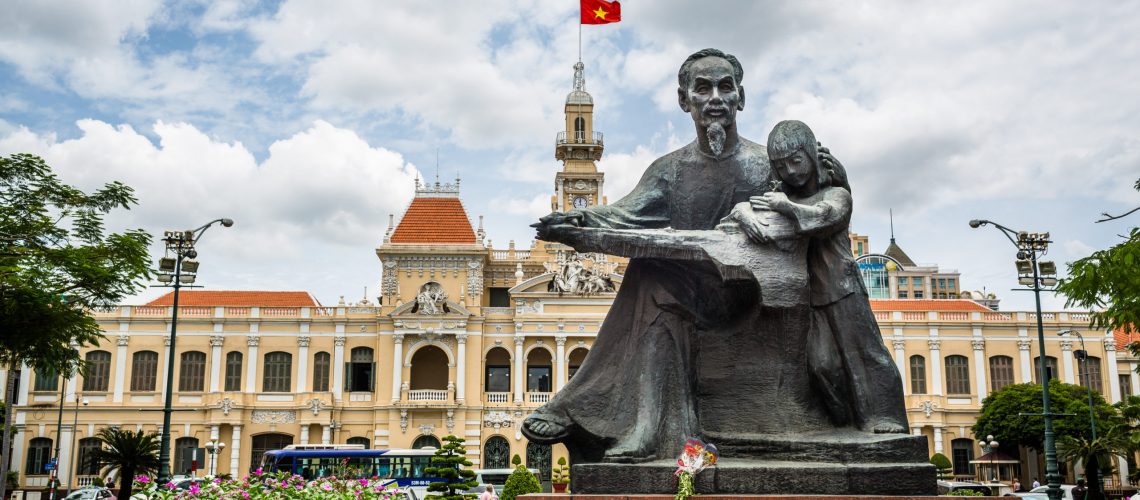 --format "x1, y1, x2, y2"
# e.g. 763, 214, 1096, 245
209, 425, 220, 475
892, 337, 906, 381
1060, 339, 1075, 384
113, 335, 129, 402
230, 424, 242, 474
17, 361, 30, 405
391, 334, 404, 403
928, 339, 943, 396
555, 336, 567, 392
321, 424, 331, 445
300, 425, 310, 445
933, 426, 944, 454
1105, 338, 1121, 403
1018, 339, 1033, 383
158, 334, 171, 401
209, 335, 224, 393
245, 336, 260, 393
455, 334, 467, 404
333, 336, 346, 400
972, 339, 987, 400
296, 336, 310, 393
514, 335, 525, 403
